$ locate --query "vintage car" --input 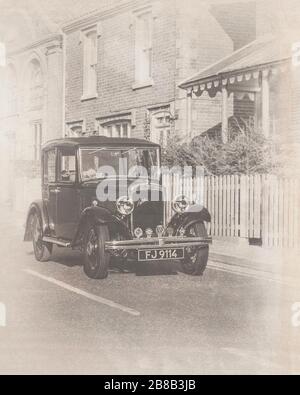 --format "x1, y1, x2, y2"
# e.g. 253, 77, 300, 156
24, 137, 212, 279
